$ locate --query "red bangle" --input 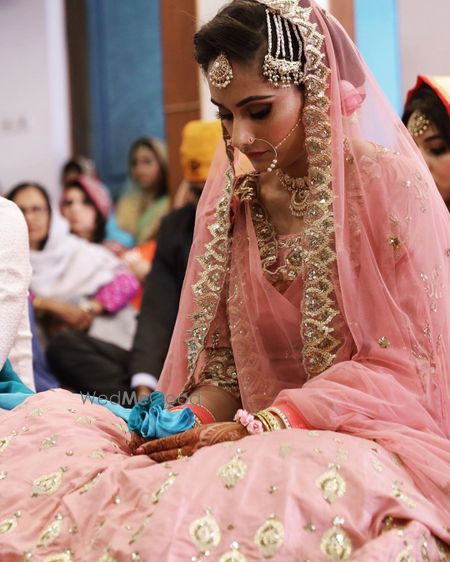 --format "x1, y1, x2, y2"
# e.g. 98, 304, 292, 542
170, 404, 215, 425
273, 402, 310, 429
187, 404, 215, 425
